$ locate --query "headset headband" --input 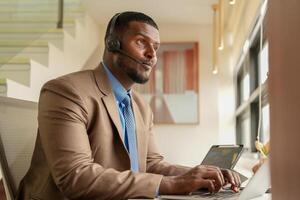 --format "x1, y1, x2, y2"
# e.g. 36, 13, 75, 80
109, 13, 122, 38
